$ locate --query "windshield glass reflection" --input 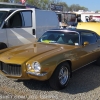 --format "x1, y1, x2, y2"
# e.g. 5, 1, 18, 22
38, 31, 79, 45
